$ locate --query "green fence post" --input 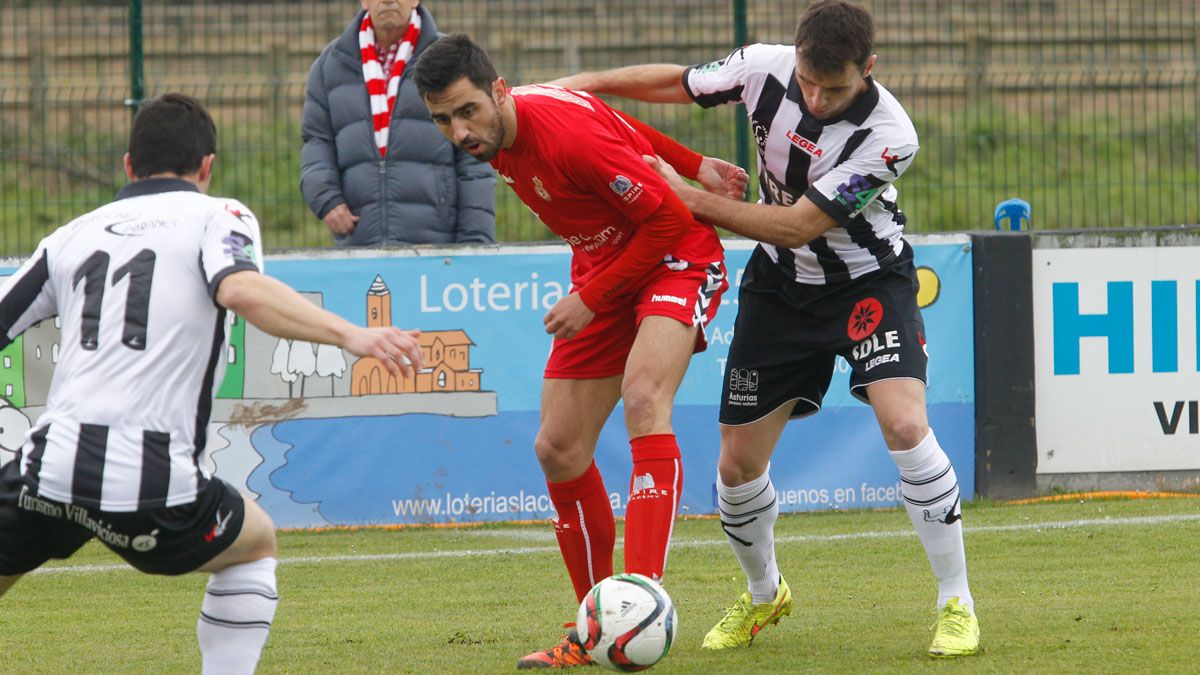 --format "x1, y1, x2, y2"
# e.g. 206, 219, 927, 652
733, 0, 749, 198
126, 0, 144, 116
